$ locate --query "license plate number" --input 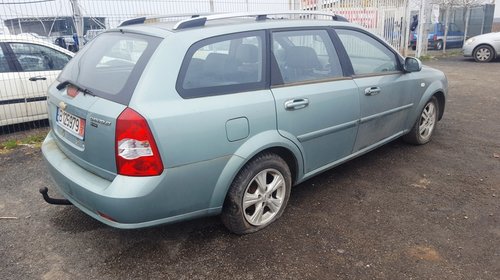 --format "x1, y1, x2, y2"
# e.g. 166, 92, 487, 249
56, 108, 85, 139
